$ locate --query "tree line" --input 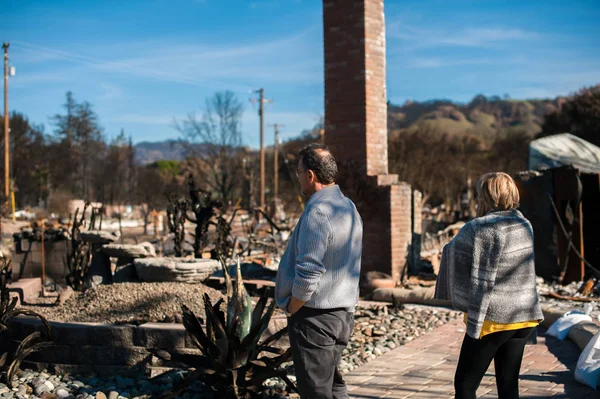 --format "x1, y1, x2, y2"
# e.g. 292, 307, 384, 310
387, 85, 600, 213
0, 90, 307, 221
1, 86, 597, 220
0, 91, 137, 215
